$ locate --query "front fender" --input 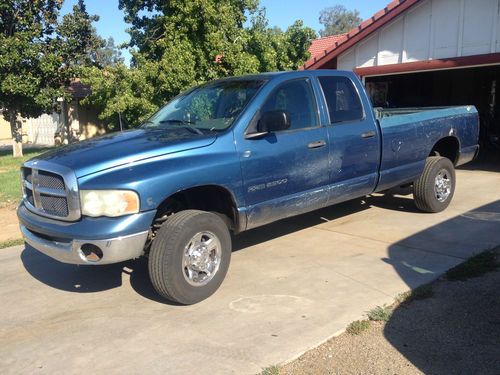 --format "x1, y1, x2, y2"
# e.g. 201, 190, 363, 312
77, 132, 244, 213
